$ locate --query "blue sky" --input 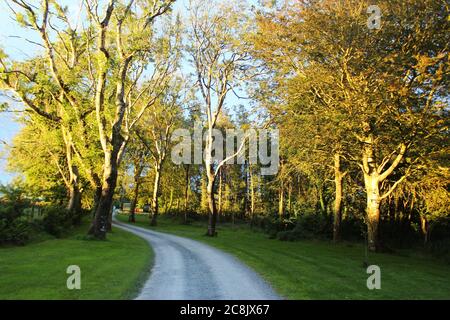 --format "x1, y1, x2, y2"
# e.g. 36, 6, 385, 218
0, 0, 36, 185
